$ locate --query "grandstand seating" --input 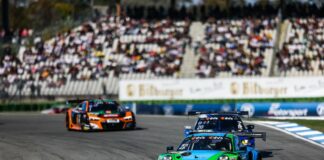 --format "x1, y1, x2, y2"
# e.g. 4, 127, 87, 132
1, 16, 190, 96
277, 17, 324, 76
195, 18, 278, 78
1, 13, 324, 98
